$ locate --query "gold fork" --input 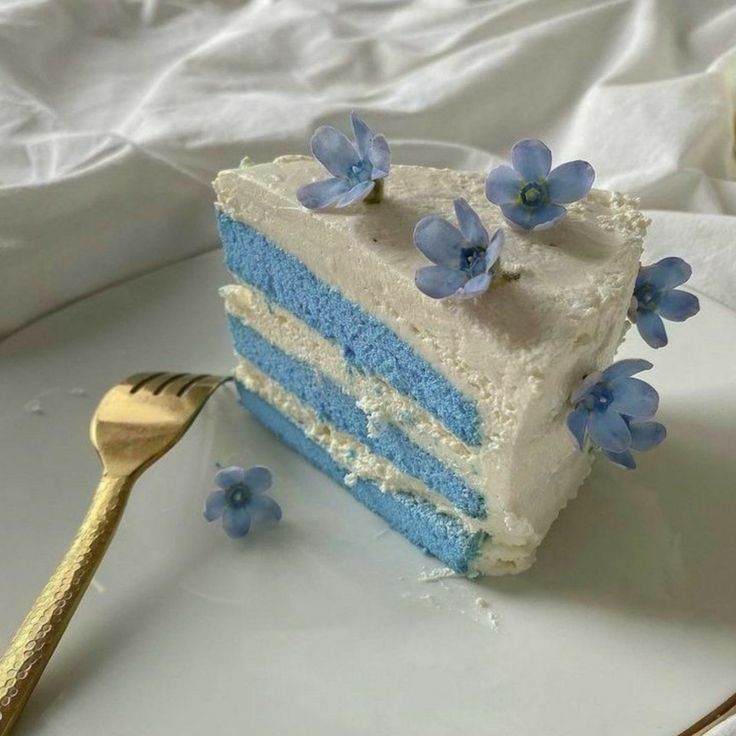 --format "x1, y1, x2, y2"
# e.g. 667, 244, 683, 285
0, 372, 230, 735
